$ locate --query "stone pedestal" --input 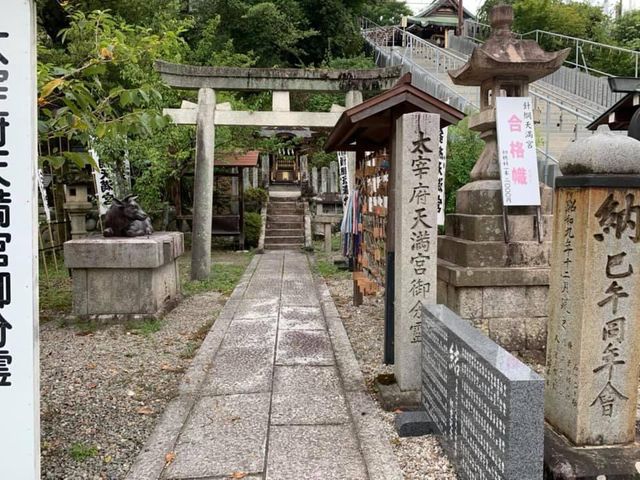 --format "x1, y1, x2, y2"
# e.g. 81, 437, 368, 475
437, 180, 552, 352
64, 232, 185, 321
